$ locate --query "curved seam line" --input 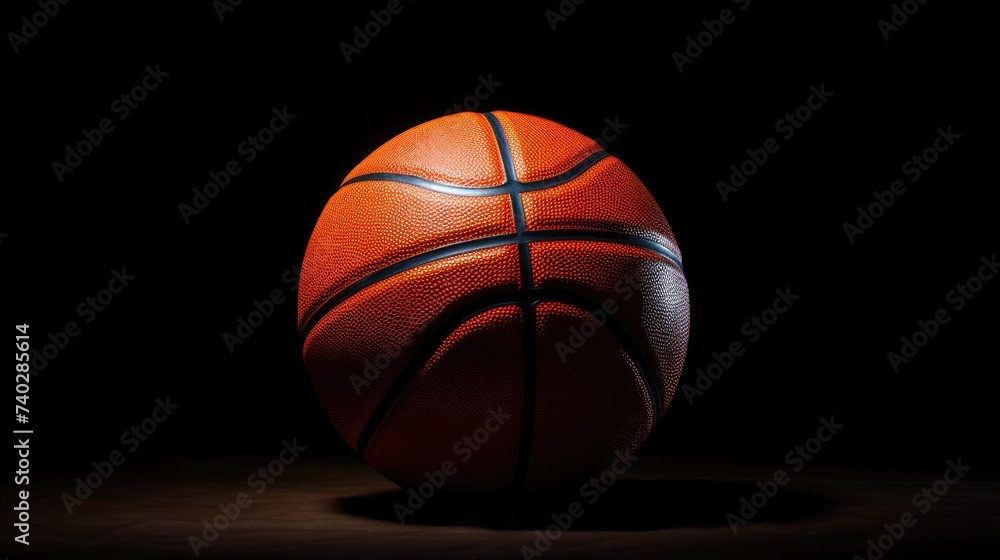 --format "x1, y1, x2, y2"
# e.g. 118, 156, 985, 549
484, 112, 518, 183
339, 152, 611, 197
355, 289, 660, 458
525, 231, 682, 269
298, 232, 683, 338
356, 294, 528, 457
531, 292, 662, 422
